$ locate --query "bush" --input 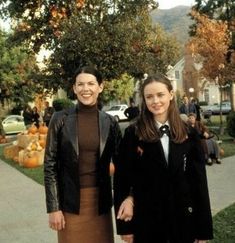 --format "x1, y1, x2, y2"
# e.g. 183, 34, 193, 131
227, 111, 235, 138
52, 98, 75, 111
